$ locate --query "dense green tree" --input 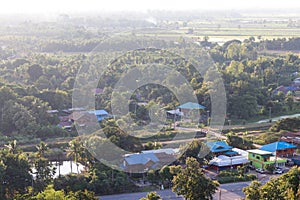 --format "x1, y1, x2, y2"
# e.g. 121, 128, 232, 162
140, 191, 162, 200
226, 134, 254, 150
146, 170, 160, 185
172, 157, 219, 200
1, 143, 32, 198
67, 139, 83, 174
269, 118, 300, 132
159, 165, 173, 188
242, 167, 300, 200
179, 140, 212, 164
243, 180, 261, 200
34, 142, 55, 192
28, 64, 44, 82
